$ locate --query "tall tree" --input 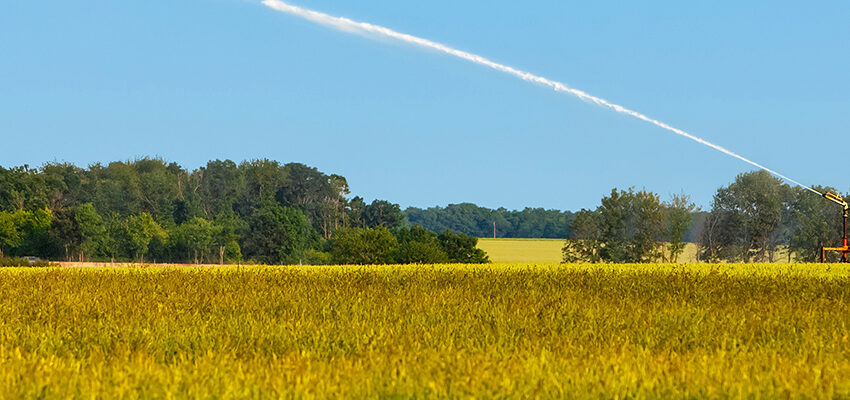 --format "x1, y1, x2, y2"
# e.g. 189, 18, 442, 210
0, 212, 20, 257
346, 197, 367, 228
198, 160, 244, 218
10, 209, 54, 257
393, 225, 448, 264
665, 193, 696, 263
788, 186, 845, 262
240, 159, 287, 210
212, 211, 243, 264
243, 203, 315, 264
41, 162, 87, 211
125, 213, 167, 263
0, 166, 51, 211
364, 200, 405, 229
75, 203, 106, 261
406, 203, 574, 239
699, 171, 792, 262
51, 207, 82, 261
174, 217, 214, 264
318, 174, 350, 239
103, 213, 125, 262
331, 227, 398, 265
438, 230, 489, 263
91, 161, 143, 217
563, 188, 666, 263
562, 209, 603, 263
